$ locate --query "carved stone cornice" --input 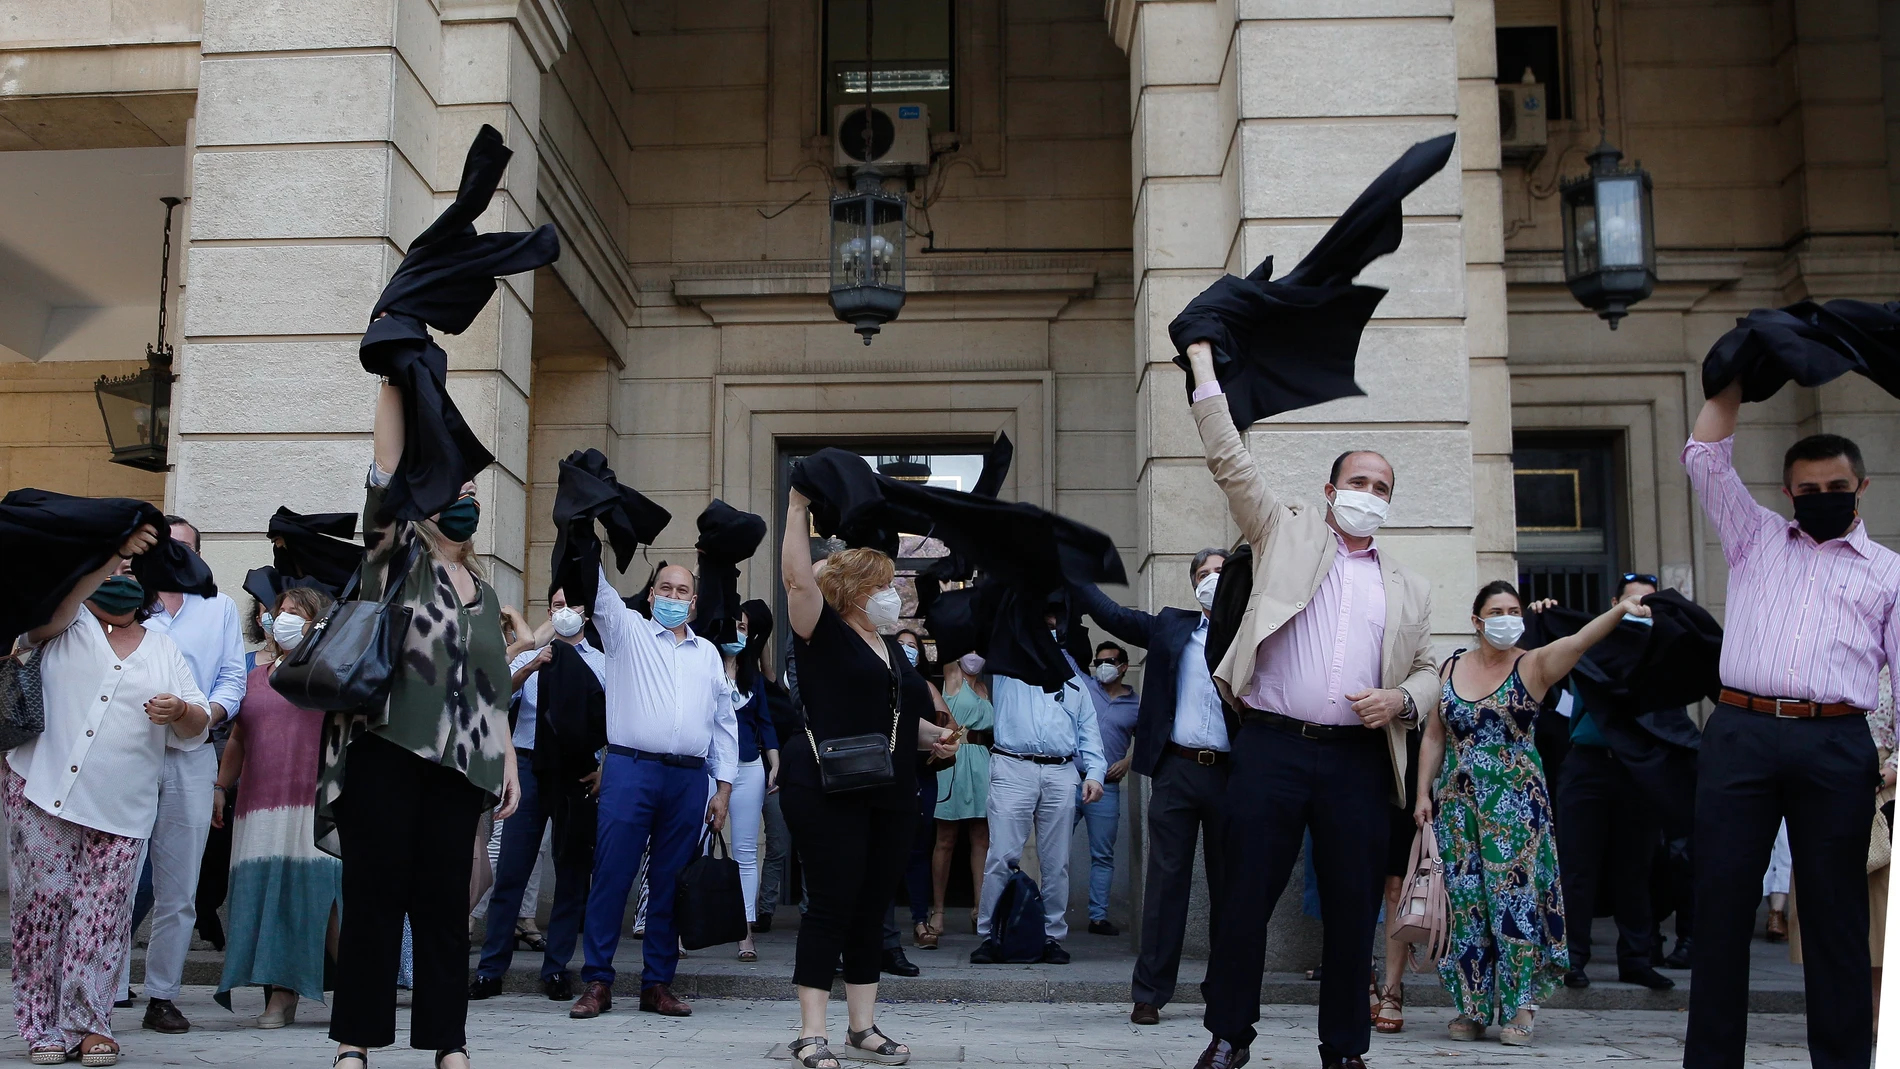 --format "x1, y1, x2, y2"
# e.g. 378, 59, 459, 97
440, 0, 571, 72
